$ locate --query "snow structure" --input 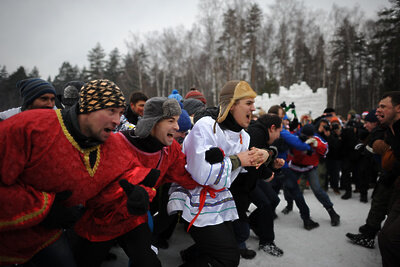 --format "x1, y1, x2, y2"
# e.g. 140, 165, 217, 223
255, 81, 327, 120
